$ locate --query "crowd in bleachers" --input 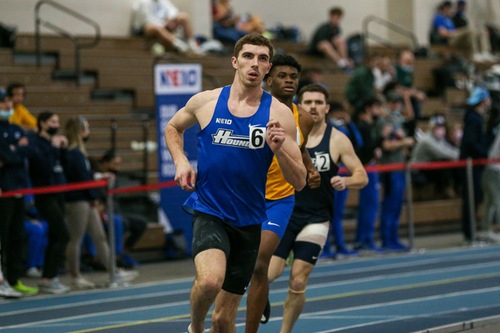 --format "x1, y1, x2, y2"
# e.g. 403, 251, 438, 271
2, 0, 500, 301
